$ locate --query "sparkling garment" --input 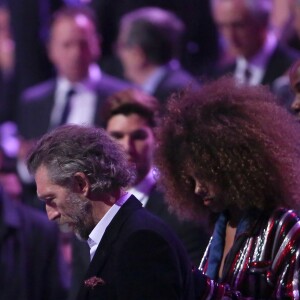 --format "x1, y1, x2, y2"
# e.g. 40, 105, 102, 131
199, 208, 300, 299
